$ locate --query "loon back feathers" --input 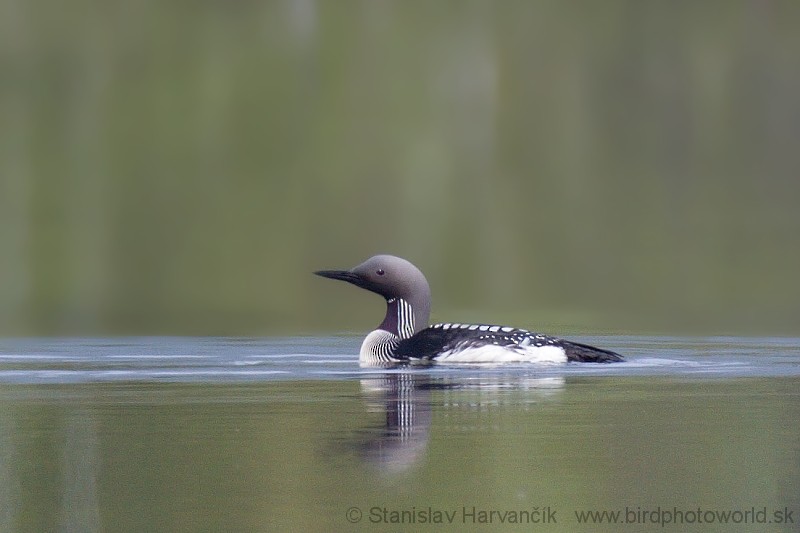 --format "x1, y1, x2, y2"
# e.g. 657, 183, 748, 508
394, 323, 556, 360
314, 255, 625, 365
394, 323, 624, 363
